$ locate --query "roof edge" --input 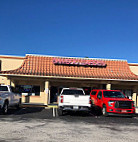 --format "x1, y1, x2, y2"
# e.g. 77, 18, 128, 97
26, 54, 127, 62
0, 55, 25, 59
0, 74, 138, 82
128, 63, 138, 66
